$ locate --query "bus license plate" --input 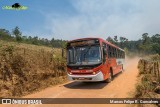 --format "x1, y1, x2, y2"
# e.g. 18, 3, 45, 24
78, 77, 85, 80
